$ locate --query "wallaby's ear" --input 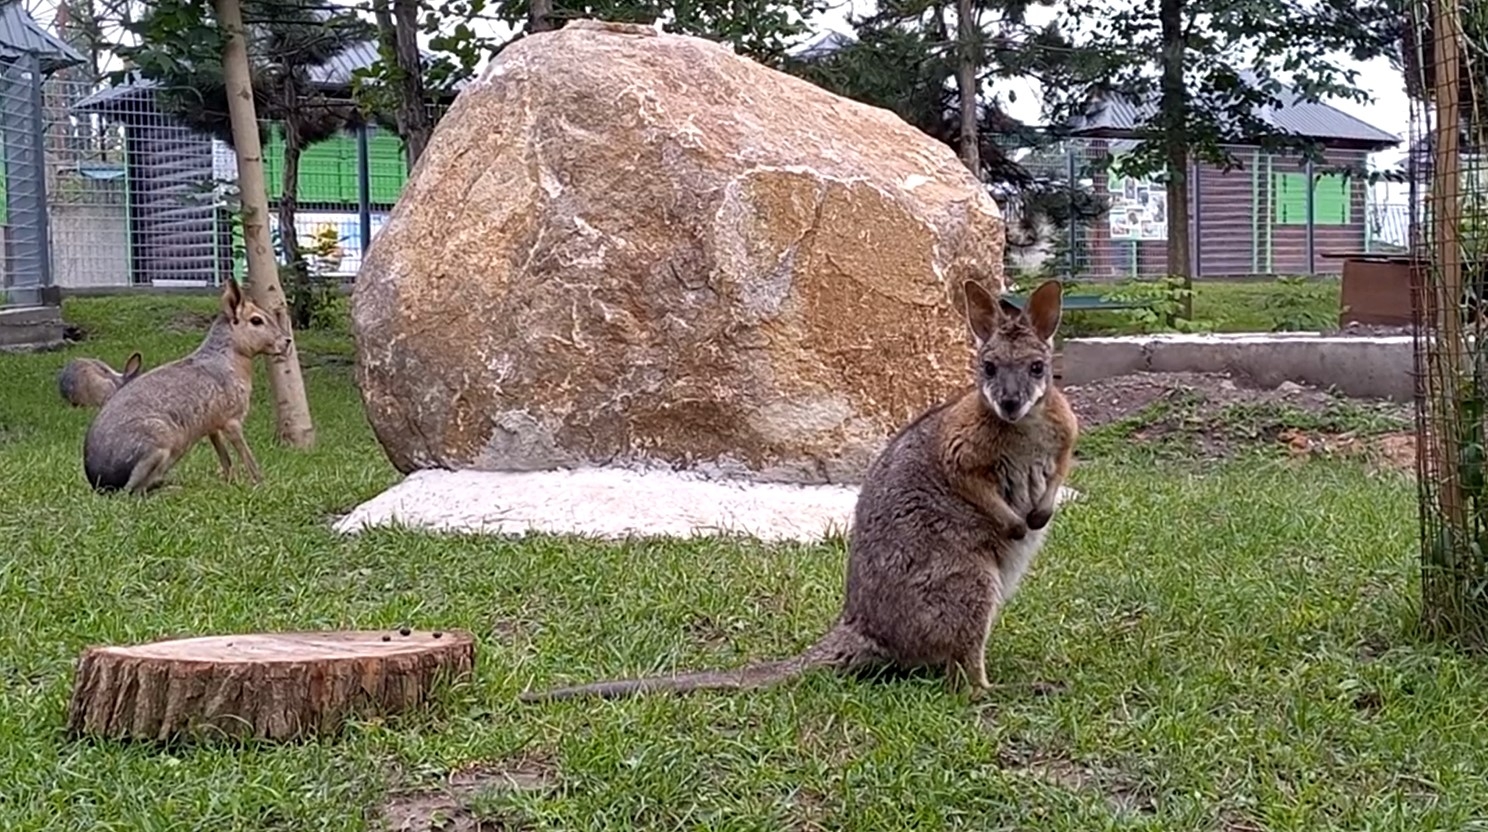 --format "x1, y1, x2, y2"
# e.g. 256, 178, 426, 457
122, 351, 143, 378
1026, 279, 1064, 343
963, 279, 1001, 346
221, 279, 243, 323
